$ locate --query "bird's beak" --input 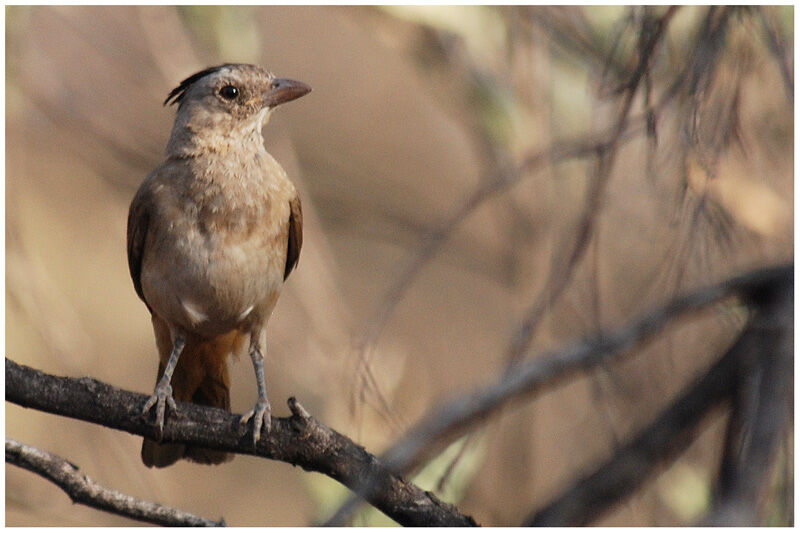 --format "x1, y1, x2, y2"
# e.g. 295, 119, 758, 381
264, 78, 311, 107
